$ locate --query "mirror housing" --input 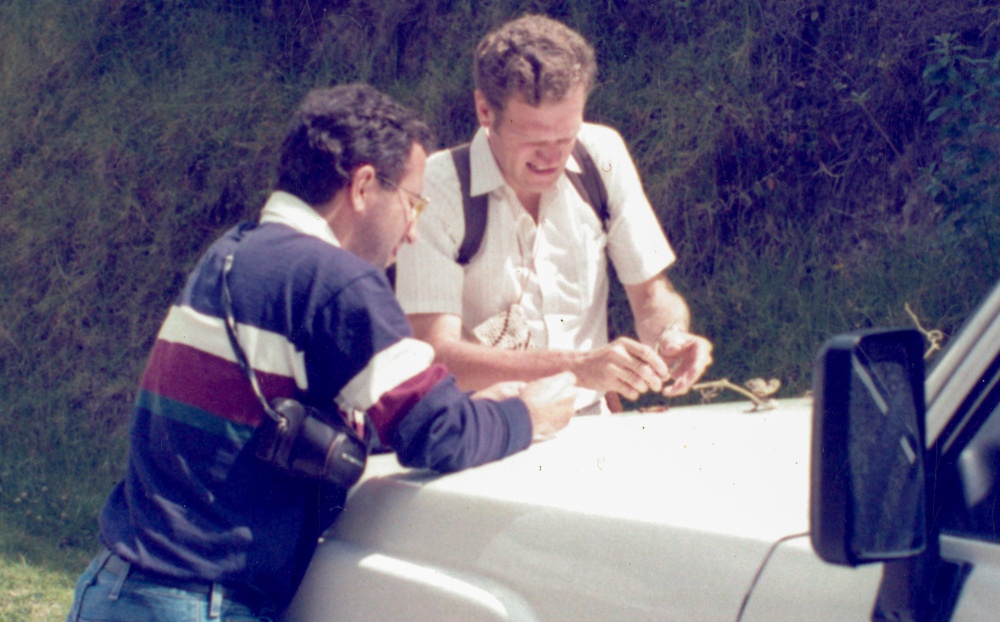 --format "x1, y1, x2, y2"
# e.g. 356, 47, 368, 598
811, 328, 929, 566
